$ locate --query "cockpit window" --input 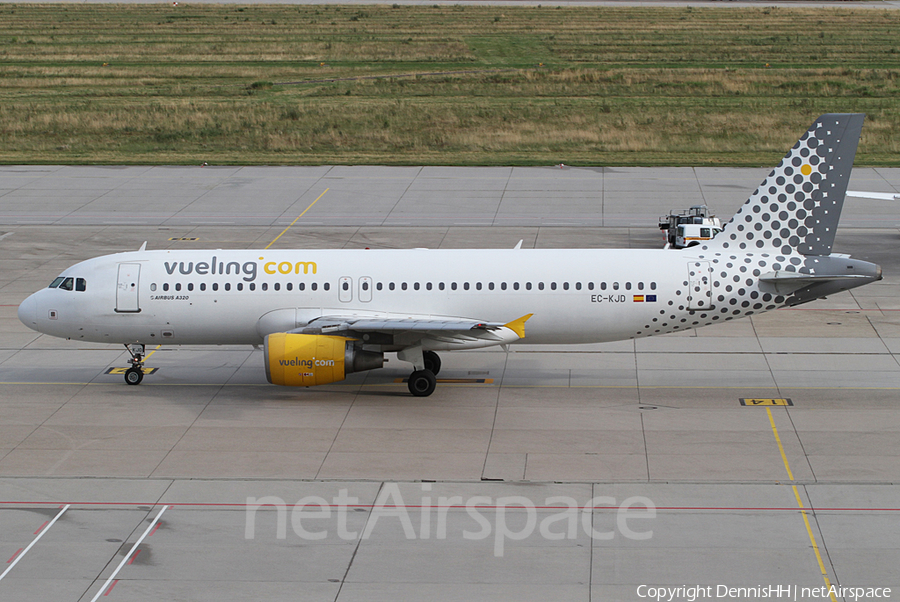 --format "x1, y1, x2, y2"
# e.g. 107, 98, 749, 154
58, 277, 74, 291
49, 277, 65, 289
76, 278, 86, 292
